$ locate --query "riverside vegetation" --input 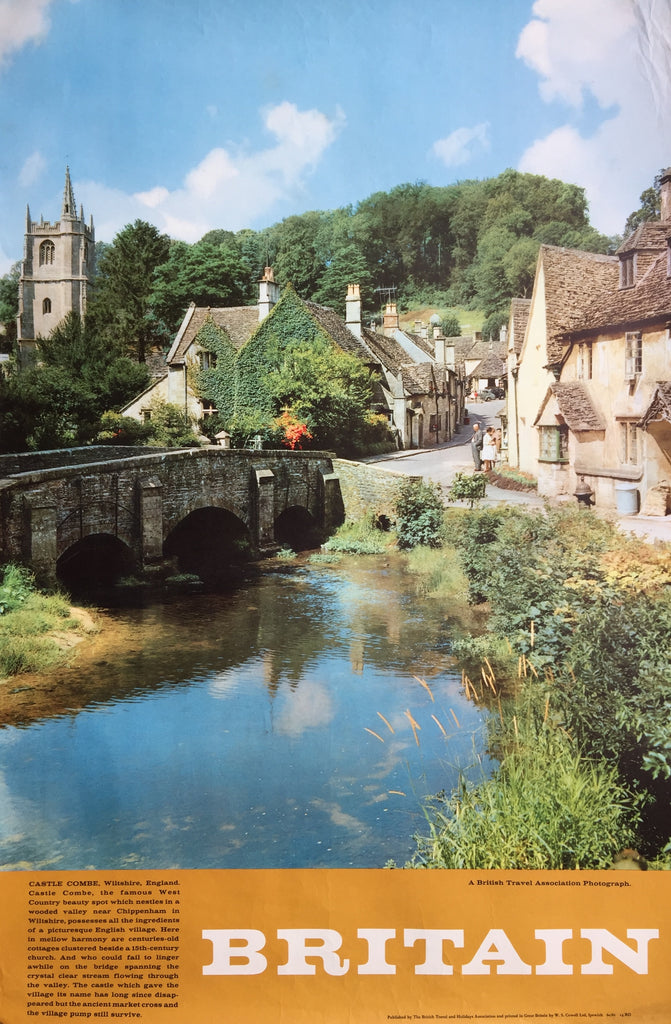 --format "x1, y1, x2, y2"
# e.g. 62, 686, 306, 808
319, 482, 671, 870
0, 564, 96, 679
